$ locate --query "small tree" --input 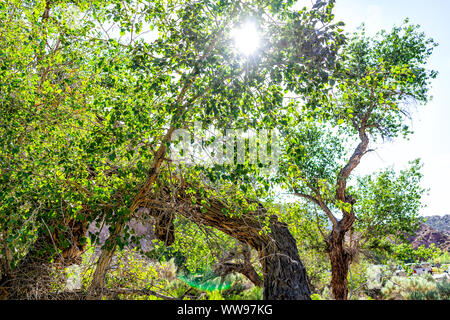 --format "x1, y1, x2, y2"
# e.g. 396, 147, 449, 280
279, 21, 437, 299
355, 160, 426, 249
